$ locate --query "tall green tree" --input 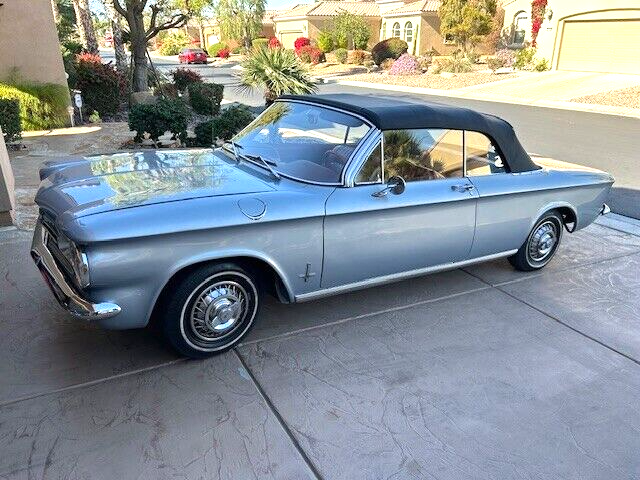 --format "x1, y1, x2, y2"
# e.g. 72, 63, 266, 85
113, 0, 188, 92
439, 0, 496, 53
173, 0, 213, 47
214, 0, 266, 49
331, 10, 371, 50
